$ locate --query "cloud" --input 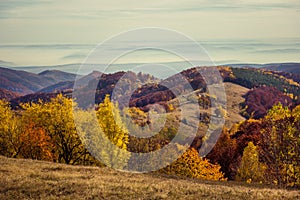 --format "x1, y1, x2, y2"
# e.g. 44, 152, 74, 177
0, 0, 51, 18
0, 0, 299, 19
0, 44, 94, 50
0, 0, 299, 63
